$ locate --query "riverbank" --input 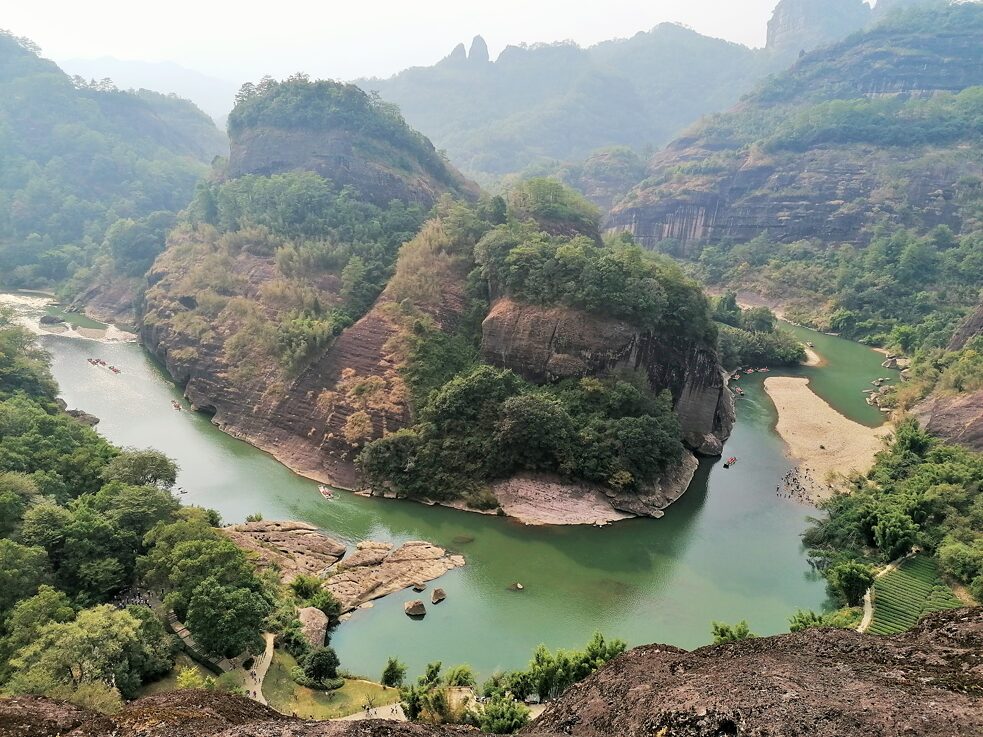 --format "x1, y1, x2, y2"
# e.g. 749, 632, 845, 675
764, 376, 891, 499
